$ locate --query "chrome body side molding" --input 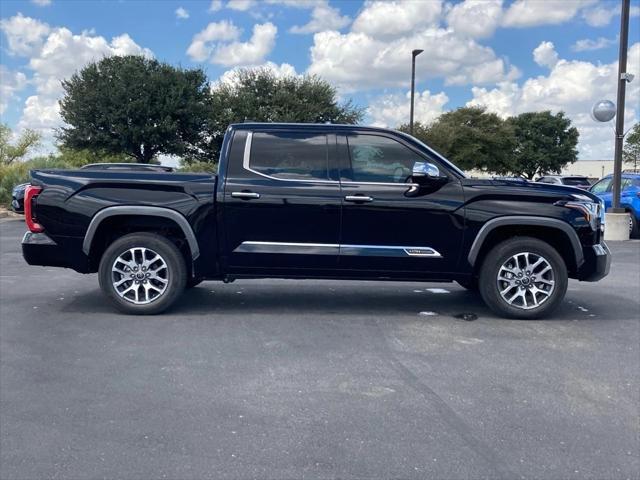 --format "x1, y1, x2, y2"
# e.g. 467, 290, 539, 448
233, 241, 442, 258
